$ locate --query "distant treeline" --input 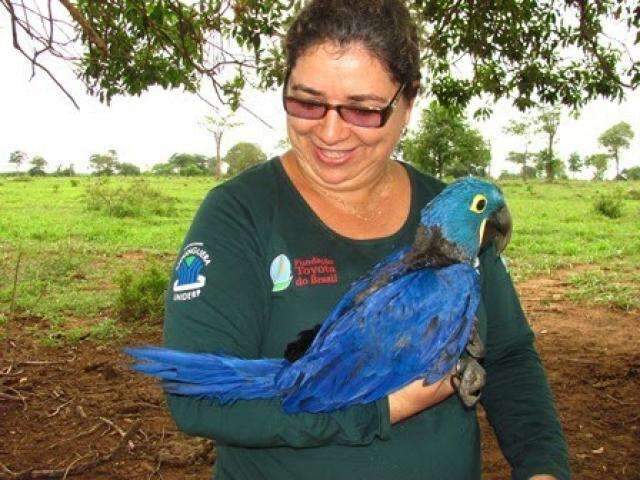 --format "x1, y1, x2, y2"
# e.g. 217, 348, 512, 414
5, 142, 267, 178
